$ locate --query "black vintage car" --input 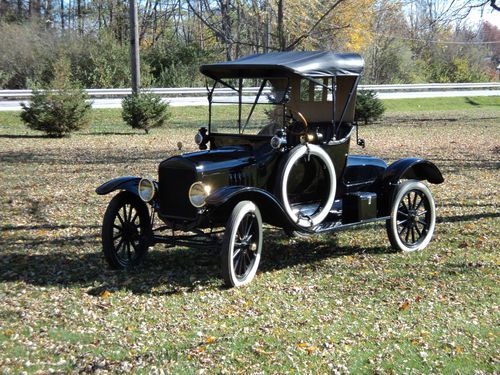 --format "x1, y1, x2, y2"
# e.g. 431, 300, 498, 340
96, 51, 444, 287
